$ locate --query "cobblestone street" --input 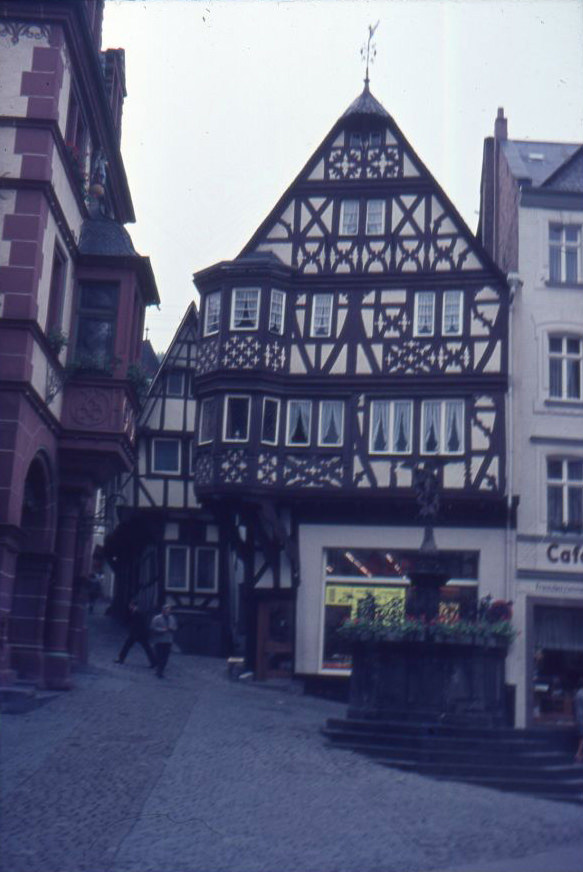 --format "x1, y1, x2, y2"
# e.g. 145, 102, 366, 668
1, 611, 582, 872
